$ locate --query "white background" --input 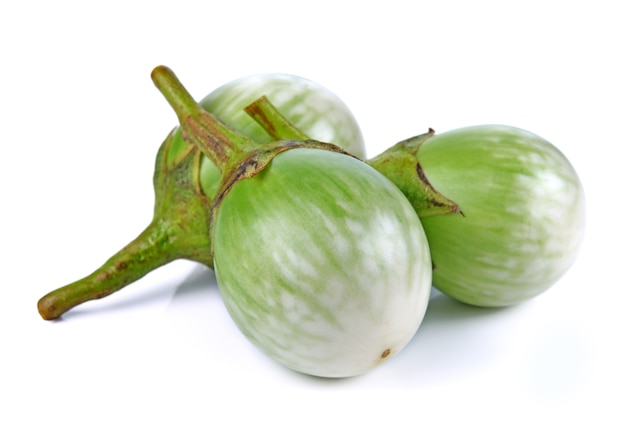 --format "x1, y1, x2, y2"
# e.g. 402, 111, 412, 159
2, 1, 624, 443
